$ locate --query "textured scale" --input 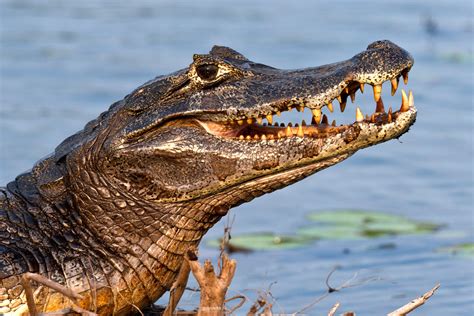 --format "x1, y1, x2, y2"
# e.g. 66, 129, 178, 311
0, 41, 416, 314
